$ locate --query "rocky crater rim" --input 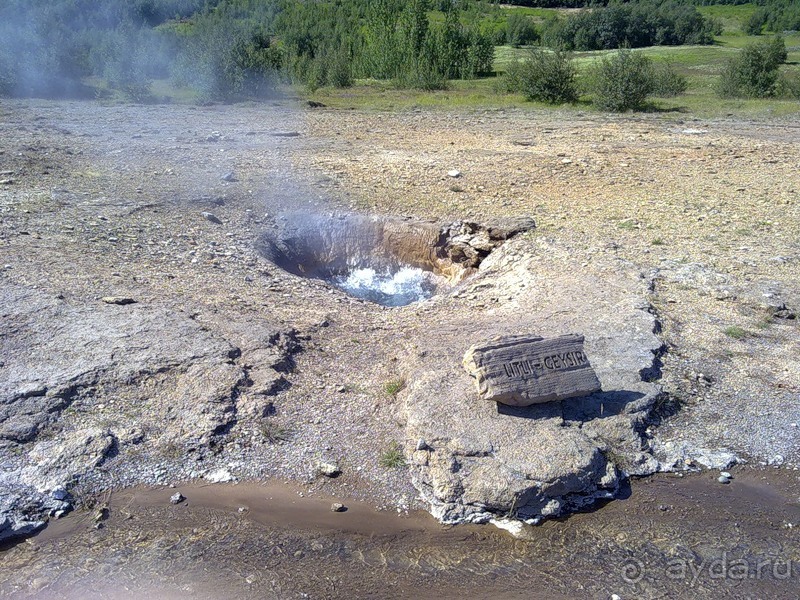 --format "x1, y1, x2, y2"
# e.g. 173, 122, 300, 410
256, 212, 536, 289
